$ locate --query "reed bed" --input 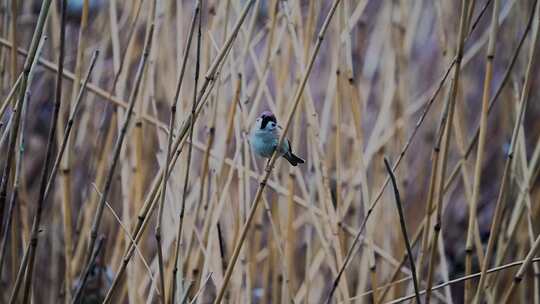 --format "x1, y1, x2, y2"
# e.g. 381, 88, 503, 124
0, 0, 540, 303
